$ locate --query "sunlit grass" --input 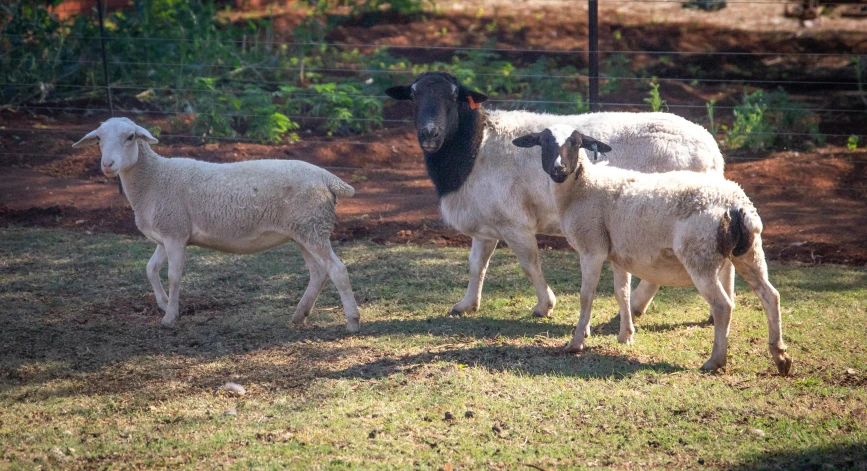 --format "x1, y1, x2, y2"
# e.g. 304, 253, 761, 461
0, 227, 865, 469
